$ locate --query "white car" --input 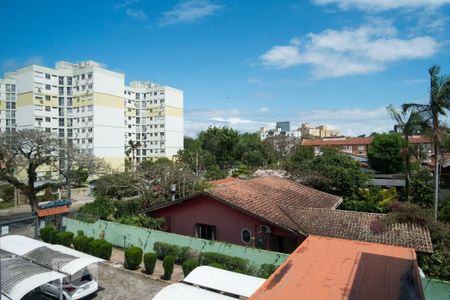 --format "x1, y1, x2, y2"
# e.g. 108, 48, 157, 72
39, 268, 98, 299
